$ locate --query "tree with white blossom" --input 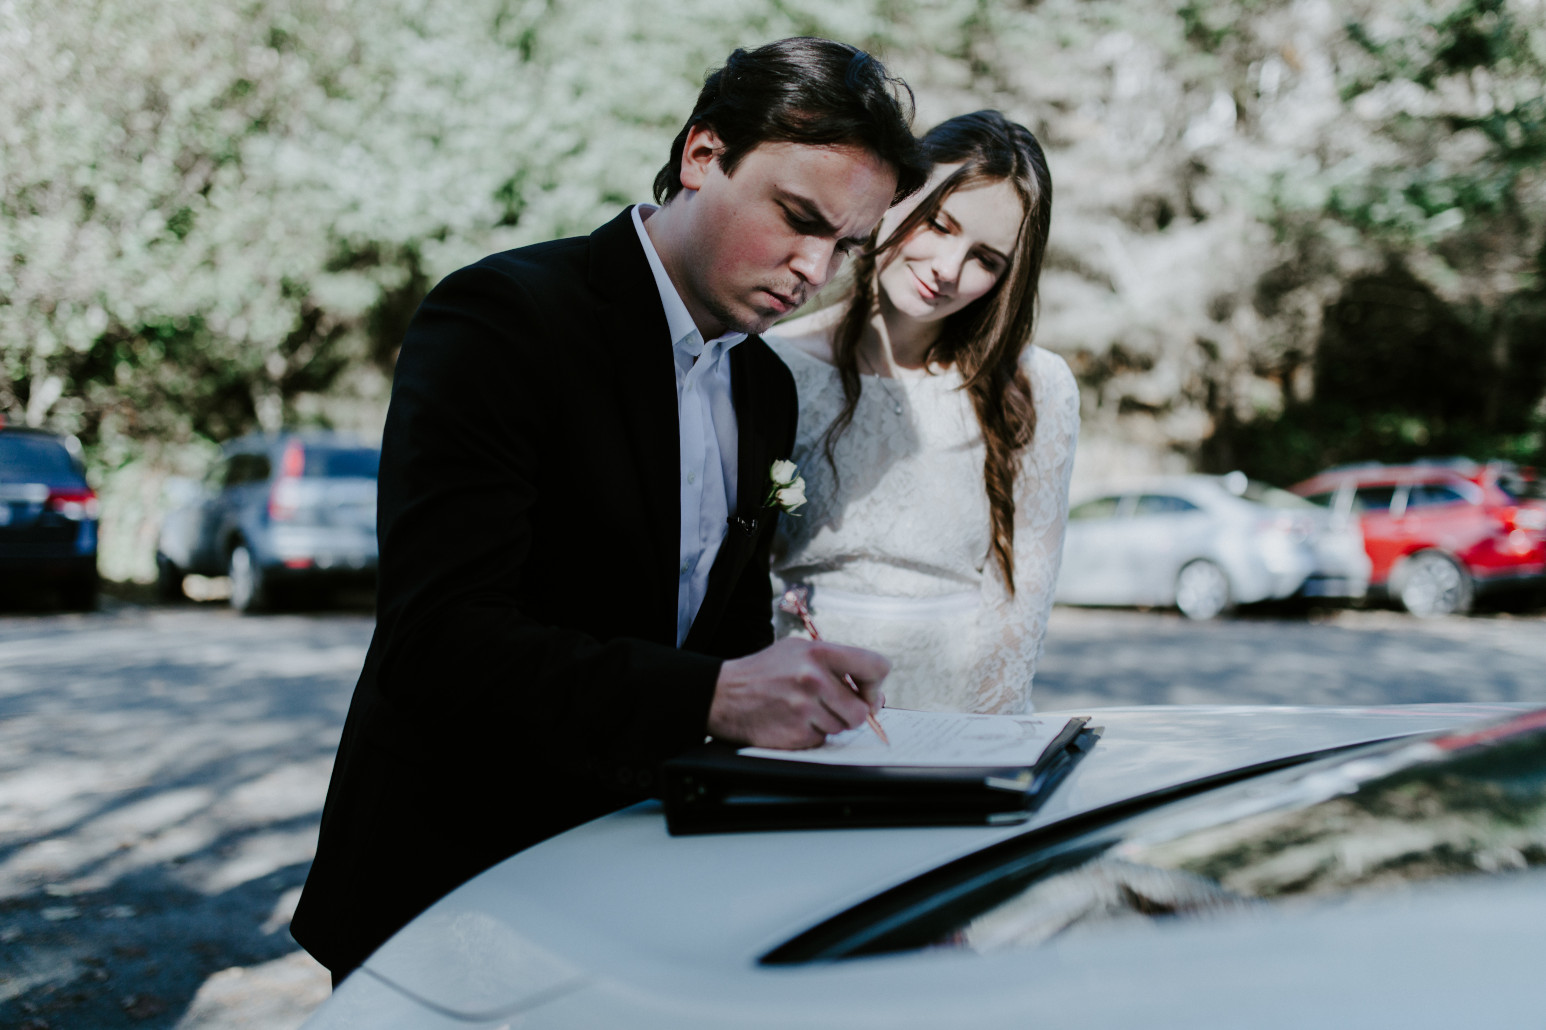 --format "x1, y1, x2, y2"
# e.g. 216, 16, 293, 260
3, 0, 1542, 579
